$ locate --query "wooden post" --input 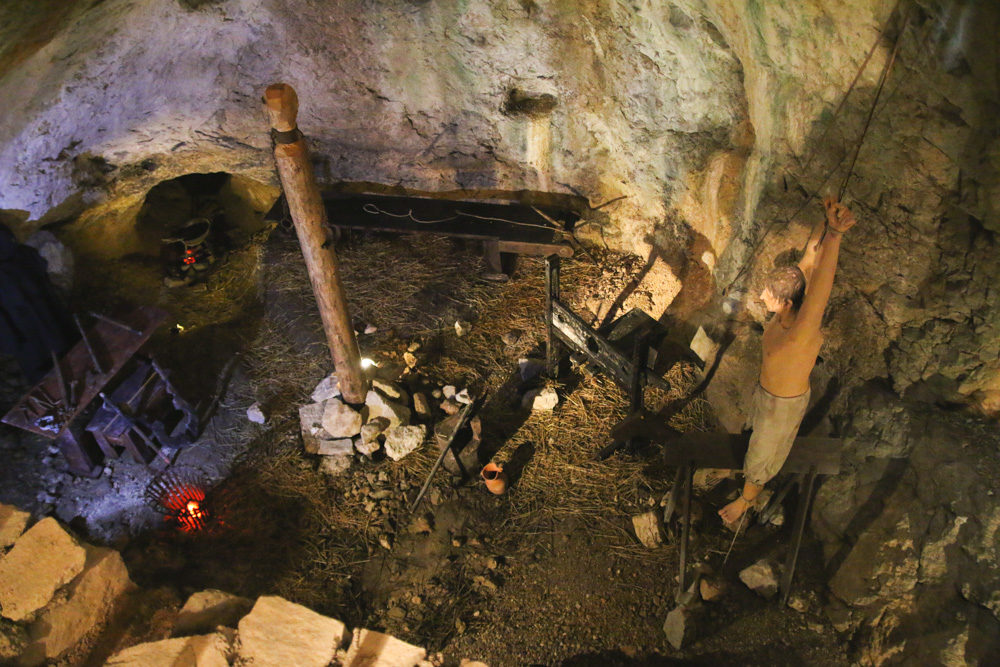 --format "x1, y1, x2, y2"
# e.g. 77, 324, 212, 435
263, 83, 367, 404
